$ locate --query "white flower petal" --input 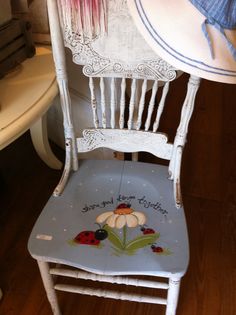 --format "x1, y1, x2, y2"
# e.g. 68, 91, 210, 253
106, 214, 119, 228
133, 211, 146, 225
96, 211, 113, 224
115, 215, 126, 229
126, 214, 138, 227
